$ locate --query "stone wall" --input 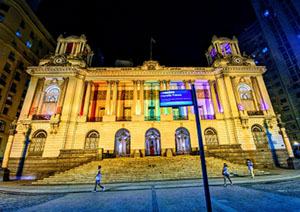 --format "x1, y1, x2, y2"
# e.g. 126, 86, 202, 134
7, 149, 100, 179
206, 144, 289, 169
